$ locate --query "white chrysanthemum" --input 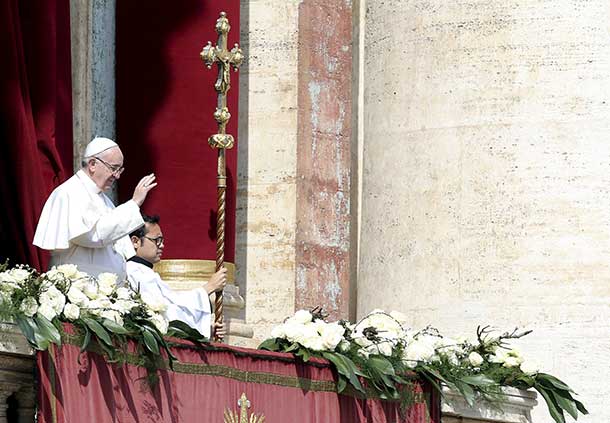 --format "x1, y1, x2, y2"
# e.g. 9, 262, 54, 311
149, 313, 169, 334
19, 297, 39, 317
57, 264, 79, 278
63, 303, 80, 320
468, 351, 484, 367
67, 286, 89, 306
141, 292, 167, 313
97, 273, 118, 296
